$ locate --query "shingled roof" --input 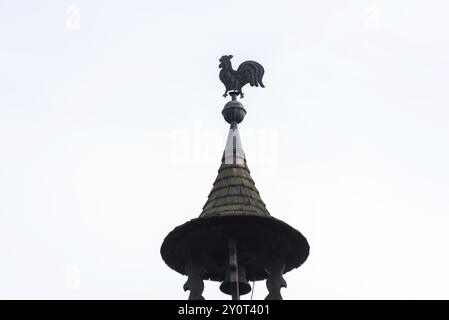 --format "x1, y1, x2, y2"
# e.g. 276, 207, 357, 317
200, 124, 270, 218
